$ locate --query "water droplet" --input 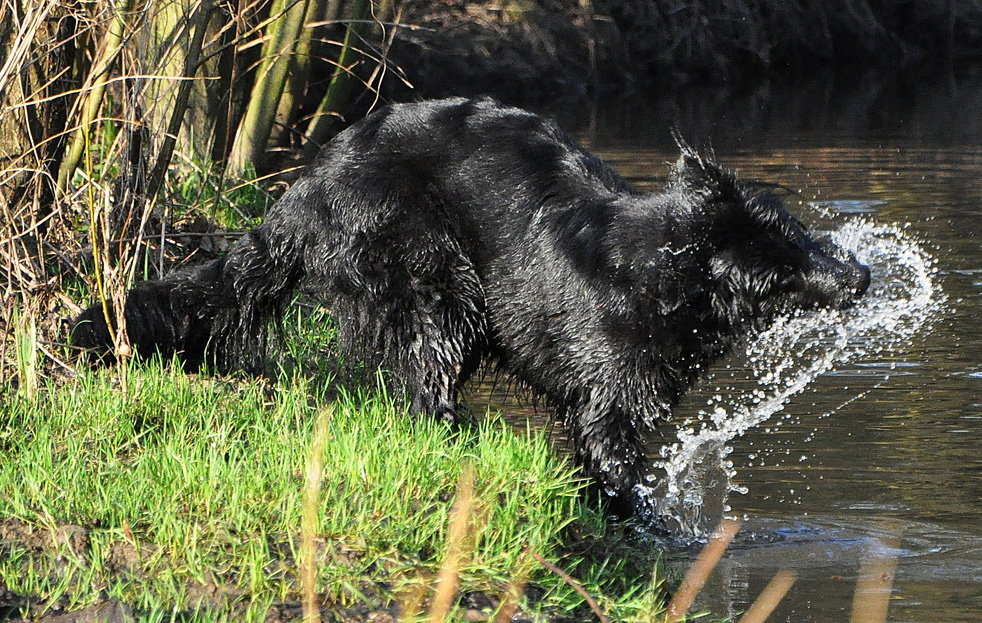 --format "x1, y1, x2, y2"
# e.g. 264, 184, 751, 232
645, 218, 944, 540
